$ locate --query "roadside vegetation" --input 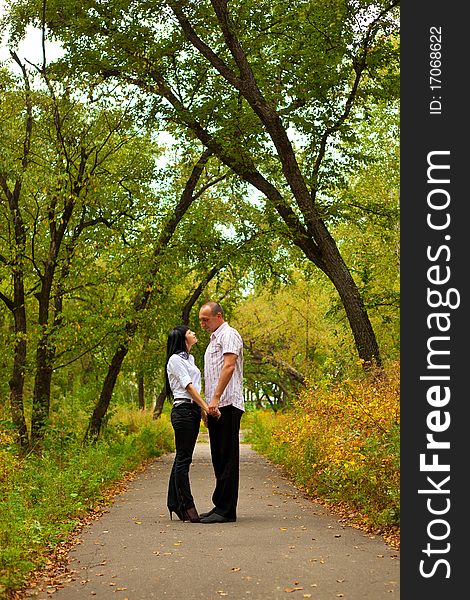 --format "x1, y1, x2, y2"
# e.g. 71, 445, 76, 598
0, 408, 174, 597
243, 361, 400, 548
